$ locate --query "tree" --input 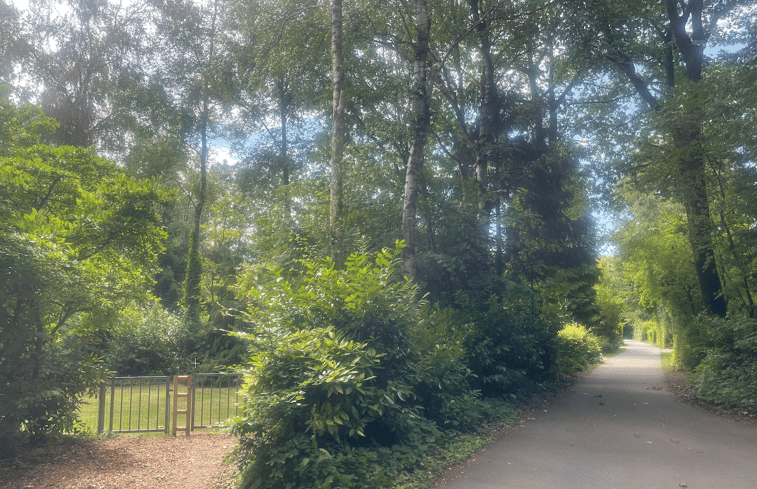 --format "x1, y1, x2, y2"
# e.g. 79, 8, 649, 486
11, 0, 159, 151
149, 0, 227, 327
572, 0, 754, 317
330, 0, 346, 255
401, 0, 431, 280
0, 97, 166, 455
